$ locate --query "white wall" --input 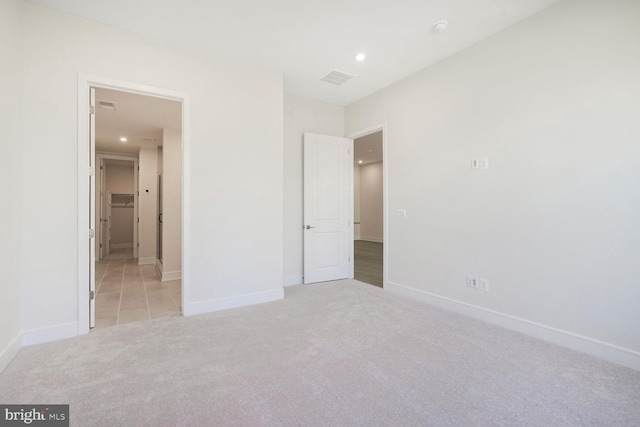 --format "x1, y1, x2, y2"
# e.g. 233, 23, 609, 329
106, 164, 134, 194
157, 147, 163, 176
0, 0, 23, 371
359, 162, 383, 242
19, 3, 284, 341
346, 0, 640, 368
283, 95, 344, 286
110, 203, 134, 246
162, 128, 182, 278
137, 148, 157, 263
